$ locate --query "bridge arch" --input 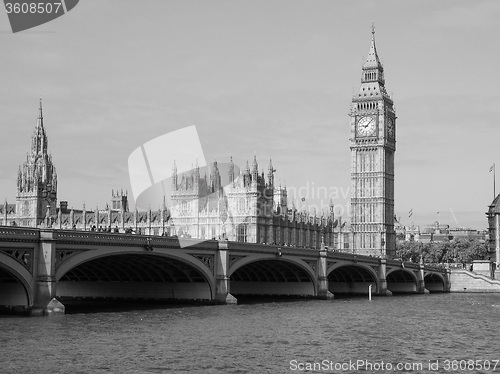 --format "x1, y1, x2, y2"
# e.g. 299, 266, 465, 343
424, 272, 446, 292
0, 253, 32, 306
55, 247, 216, 301
386, 268, 418, 294
327, 262, 380, 295
229, 255, 317, 297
